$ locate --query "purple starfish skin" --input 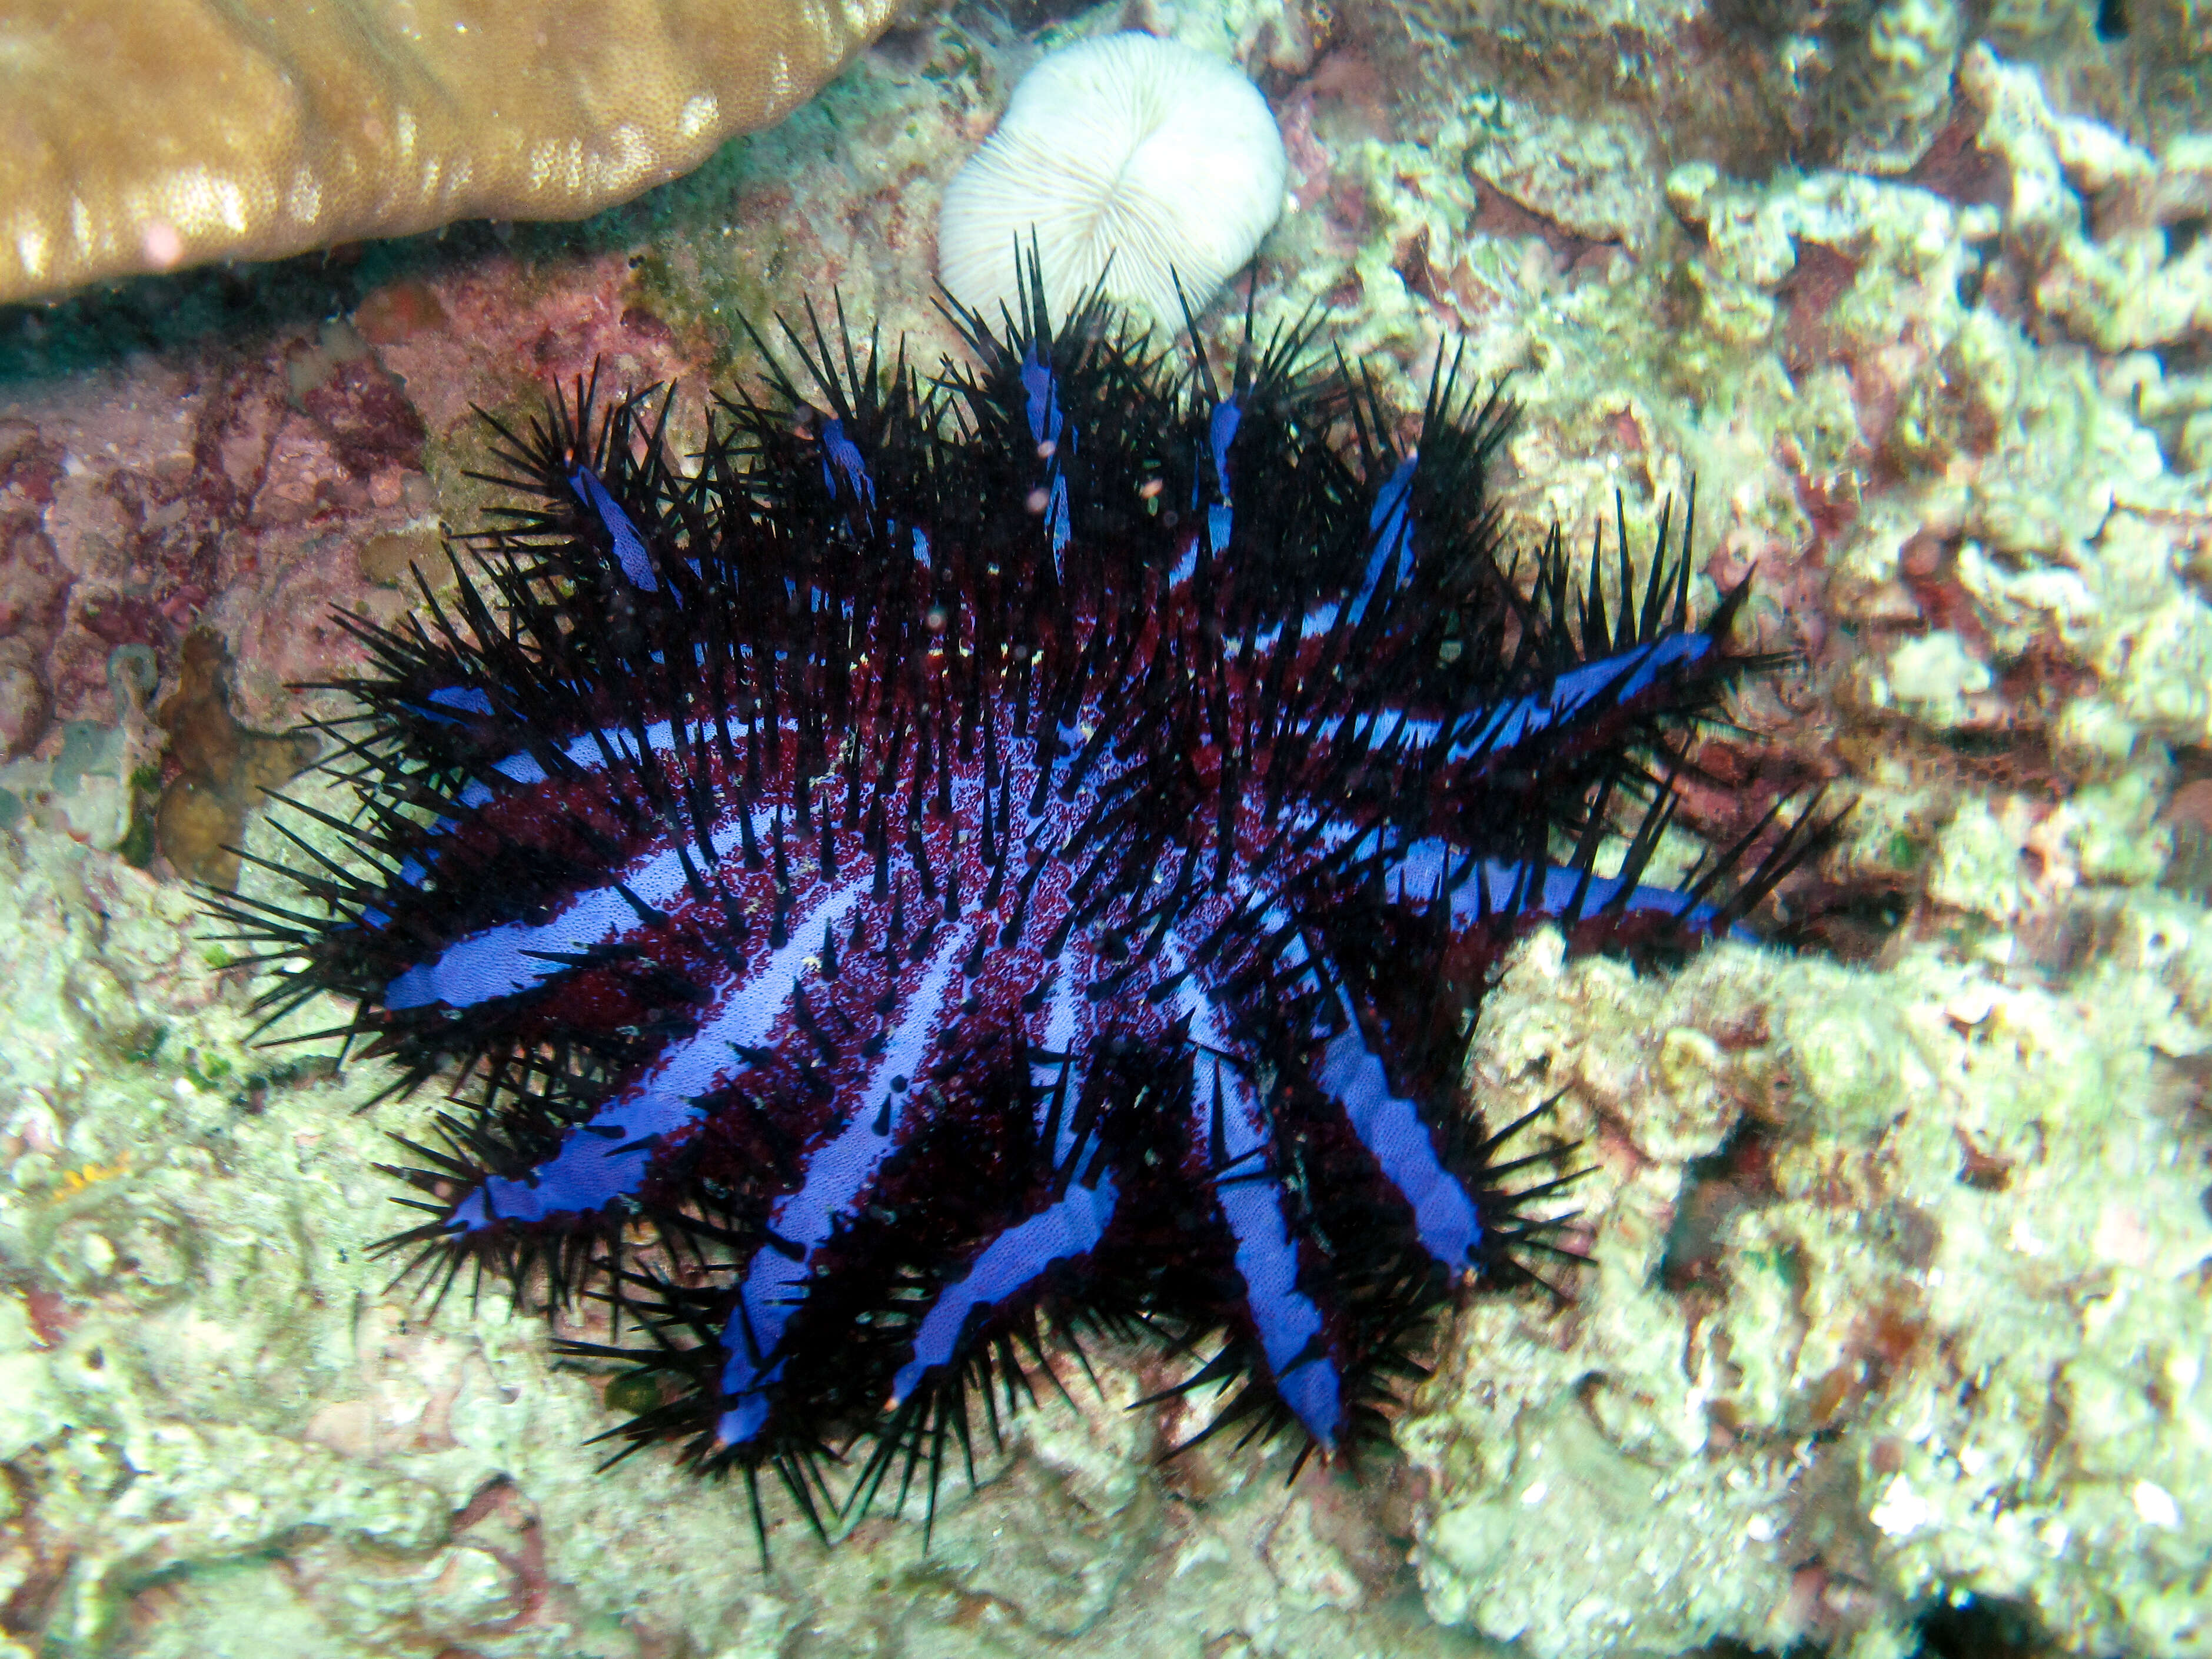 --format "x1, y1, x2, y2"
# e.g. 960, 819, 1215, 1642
234, 286, 1804, 1537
